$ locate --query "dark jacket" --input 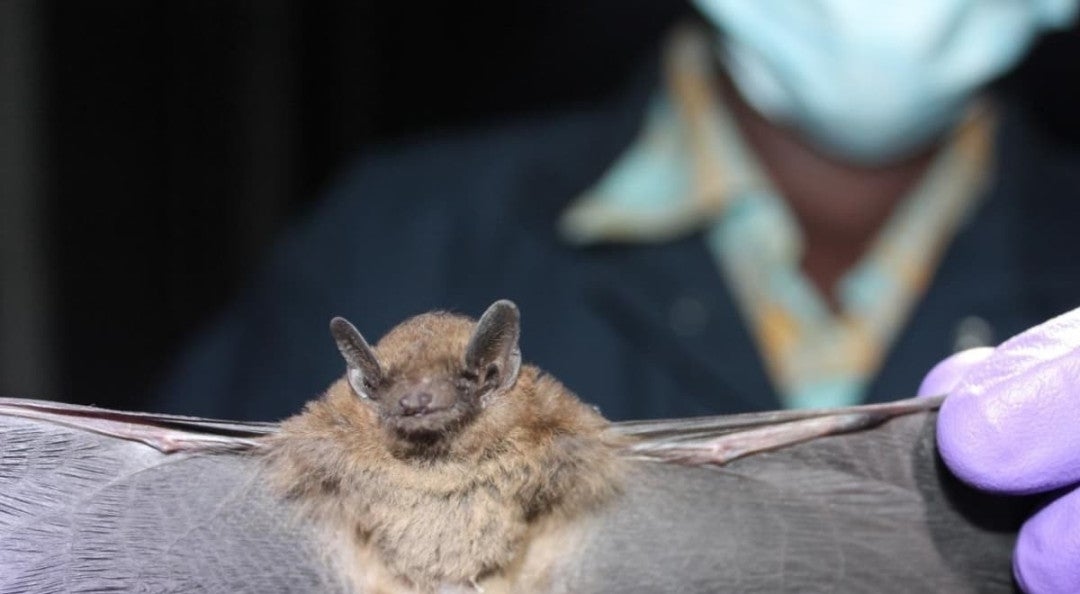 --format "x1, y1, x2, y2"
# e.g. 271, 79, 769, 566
156, 55, 1080, 422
